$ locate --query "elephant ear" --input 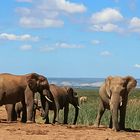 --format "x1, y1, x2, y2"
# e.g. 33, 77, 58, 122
105, 76, 113, 98
67, 87, 73, 95
26, 73, 39, 91
67, 87, 78, 97
124, 76, 137, 93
